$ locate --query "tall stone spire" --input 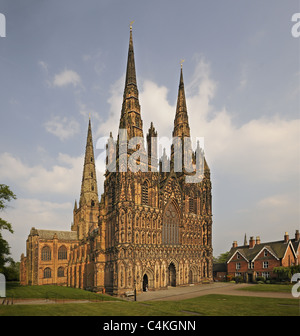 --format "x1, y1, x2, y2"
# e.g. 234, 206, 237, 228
171, 66, 193, 173
172, 66, 191, 139
79, 118, 99, 207
118, 25, 144, 141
